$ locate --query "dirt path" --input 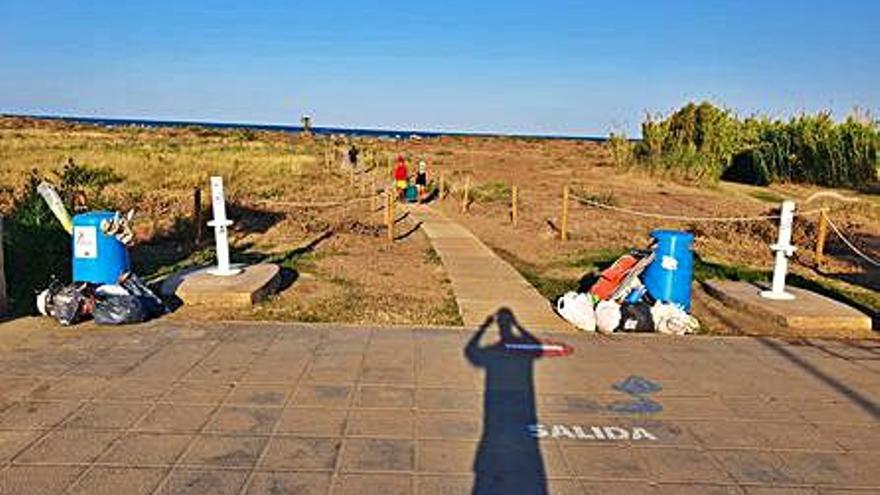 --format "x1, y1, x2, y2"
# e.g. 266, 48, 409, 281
408, 204, 571, 331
